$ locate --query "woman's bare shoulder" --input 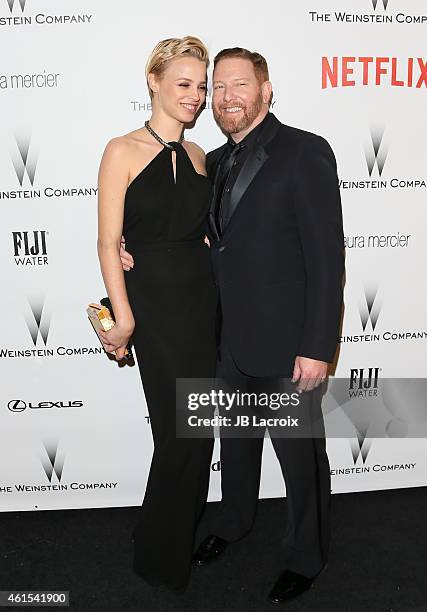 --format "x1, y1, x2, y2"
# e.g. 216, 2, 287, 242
101, 135, 130, 164
101, 129, 156, 167
104, 128, 147, 152
182, 140, 206, 174
183, 140, 206, 158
